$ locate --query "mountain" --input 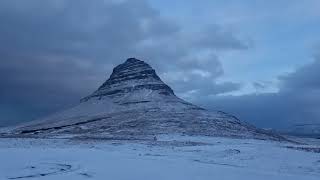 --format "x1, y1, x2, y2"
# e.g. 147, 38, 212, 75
6, 58, 284, 140
283, 124, 320, 138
